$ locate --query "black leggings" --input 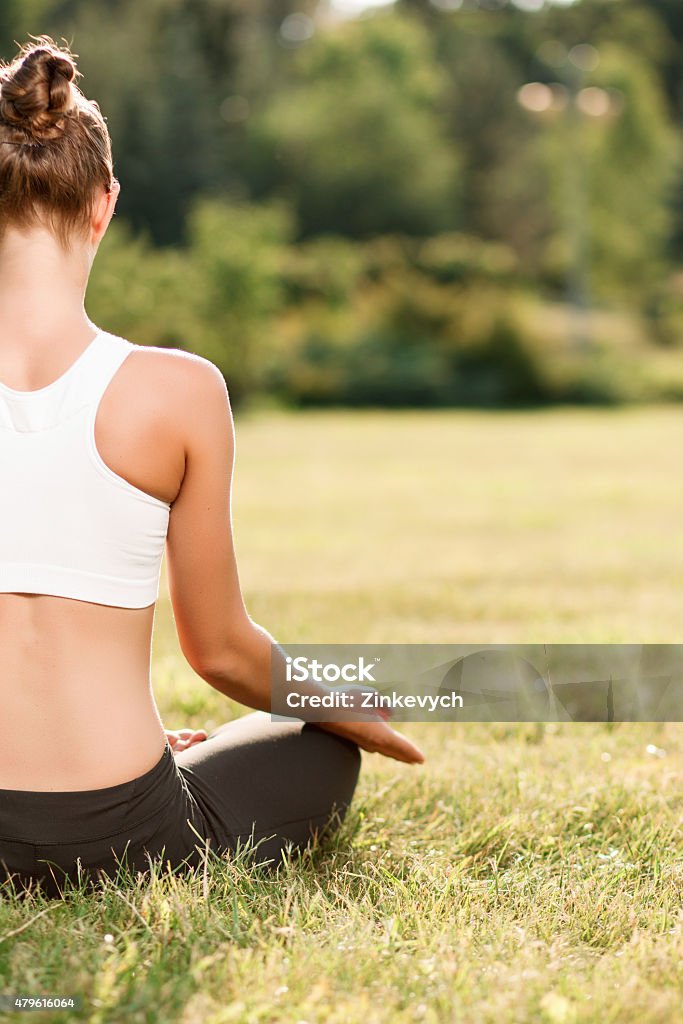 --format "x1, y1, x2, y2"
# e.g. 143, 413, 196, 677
0, 713, 361, 899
